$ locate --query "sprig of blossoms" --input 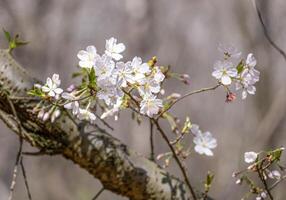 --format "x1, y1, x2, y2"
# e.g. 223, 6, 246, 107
30, 37, 166, 123
212, 45, 260, 100
233, 147, 286, 200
